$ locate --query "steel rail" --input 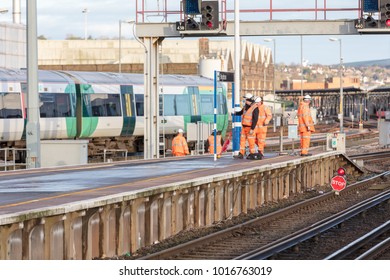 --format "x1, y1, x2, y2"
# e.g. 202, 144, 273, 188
324, 220, 390, 260
236, 174, 390, 260
138, 171, 390, 260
